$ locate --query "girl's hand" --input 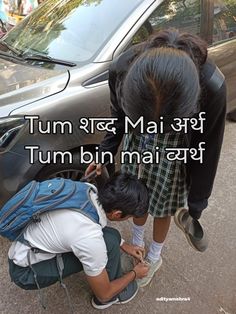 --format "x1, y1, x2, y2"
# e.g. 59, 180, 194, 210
85, 161, 102, 176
